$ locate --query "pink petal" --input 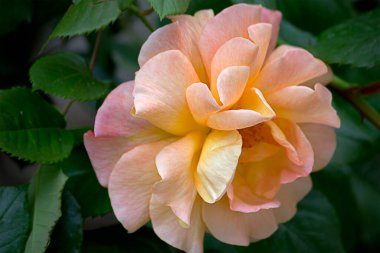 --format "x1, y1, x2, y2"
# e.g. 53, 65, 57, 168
150, 196, 205, 253
254, 45, 328, 92
261, 8, 282, 52
153, 132, 205, 225
273, 176, 312, 223
210, 37, 258, 89
108, 140, 172, 232
203, 197, 278, 246
199, 4, 262, 76
134, 50, 203, 135
267, 84, 340, 128
299, 123, 337, 171
138, 10, 213, 82
186, 82, 221, 124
